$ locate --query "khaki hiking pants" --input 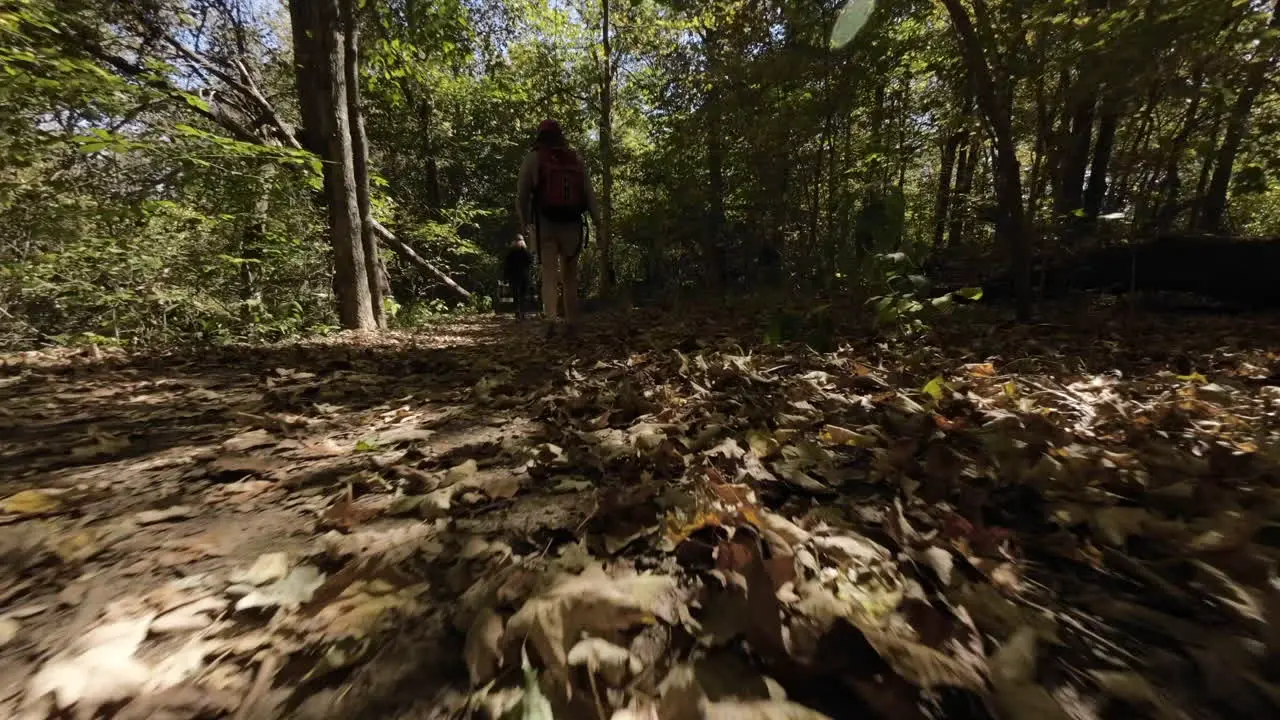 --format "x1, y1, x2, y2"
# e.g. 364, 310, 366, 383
533, 220, 581, 323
